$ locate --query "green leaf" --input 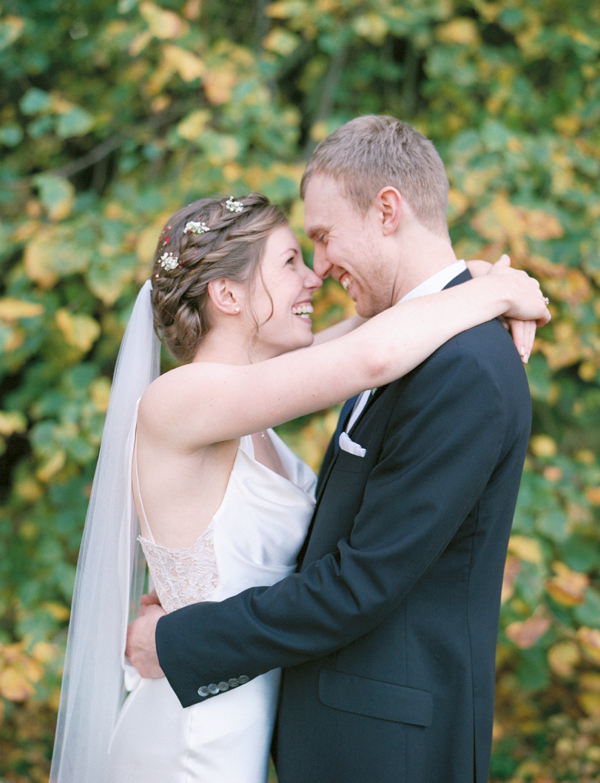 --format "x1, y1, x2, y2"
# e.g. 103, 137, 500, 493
20, 88, 52, 115
56, 106, 95, 138
0, 124, 24, 147
535, 508, 569, 543
574, 589, 600, 629
33, 174, 75, 221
